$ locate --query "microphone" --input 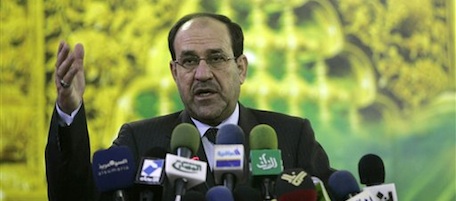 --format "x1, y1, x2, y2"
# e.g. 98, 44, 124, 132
358, 154, 398, 201
135, 147, 168, 201
249, 124, 284, 200
275, 168, 317, 201
328, 170, 375, 201
233, 184, 262, 201
328, 170, 360, 201
310, 176, 331, 201
359, 154, 384, 186
206, 186, 234, 201
214, 124, 245, 192
165, 123, 207, 201
92, 146, 136, 201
